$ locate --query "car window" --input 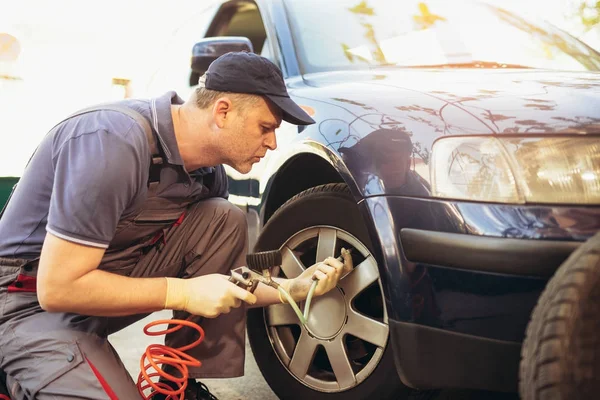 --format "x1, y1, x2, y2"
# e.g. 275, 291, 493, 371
143, 4, 218, 98
145, 1, 278, 95
260, 36, 275, 64
284, 0, 600, 73
209, 1, 278, 67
